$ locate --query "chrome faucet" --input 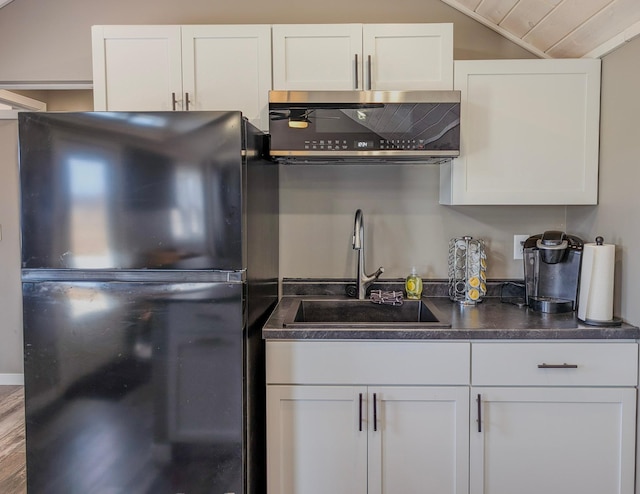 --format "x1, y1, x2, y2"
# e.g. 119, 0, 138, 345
352, 209, 384, 299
